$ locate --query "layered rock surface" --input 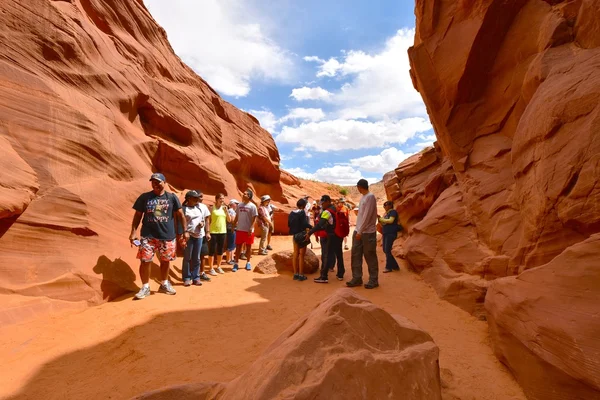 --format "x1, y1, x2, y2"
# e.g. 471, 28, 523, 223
0, 0, 323, 324
383, 0, 600, 397
133, 289, 442, 400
